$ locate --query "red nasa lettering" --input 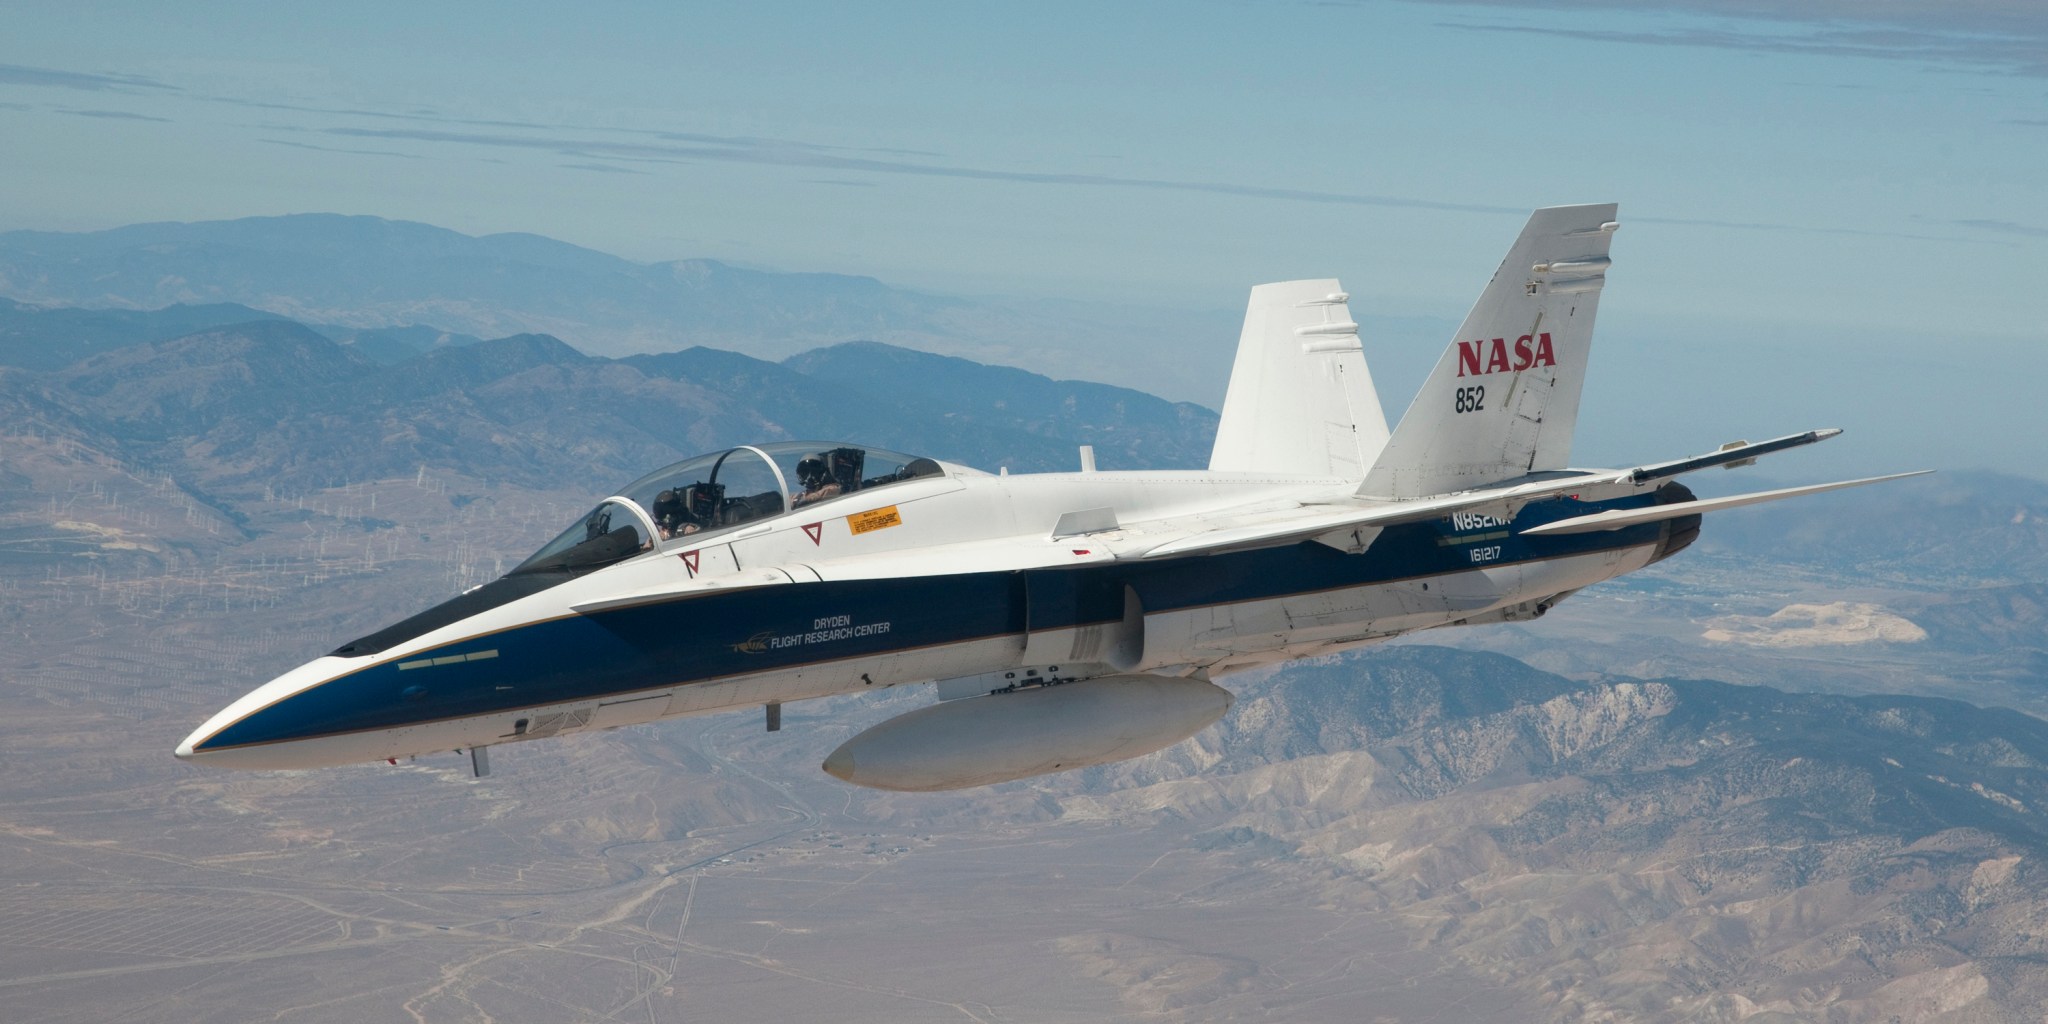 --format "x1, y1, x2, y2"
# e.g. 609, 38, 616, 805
1456, 332, 1556, 377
